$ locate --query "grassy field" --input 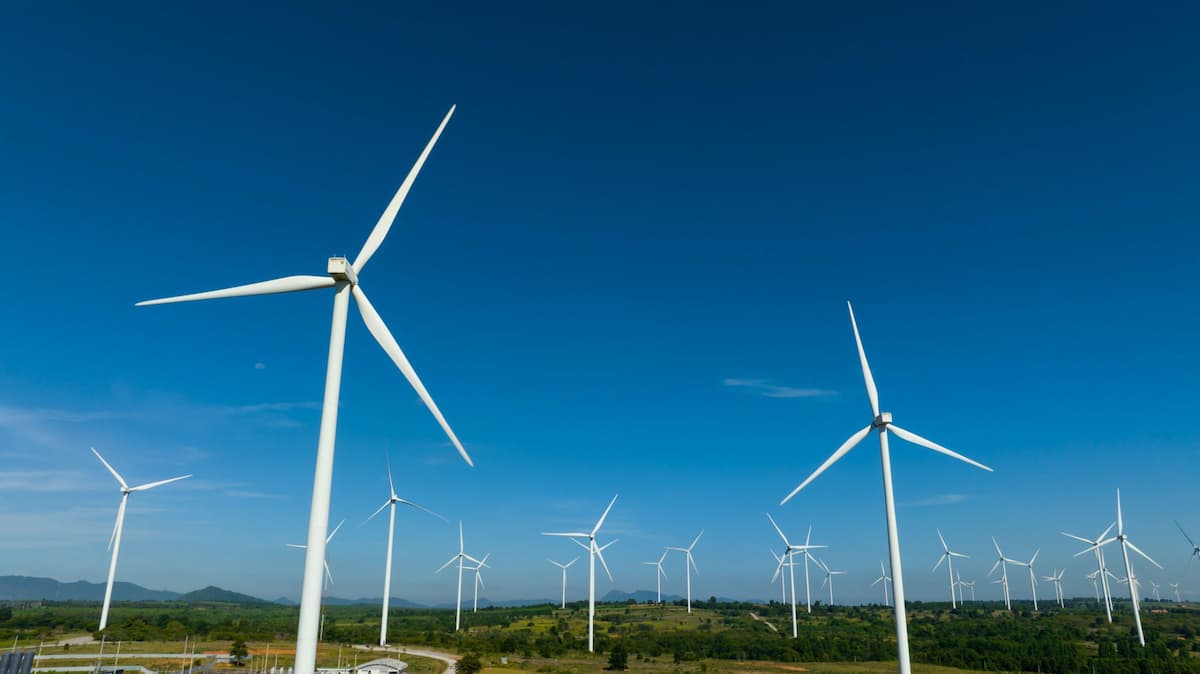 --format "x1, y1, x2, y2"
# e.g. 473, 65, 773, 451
475, 654, 984, 674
